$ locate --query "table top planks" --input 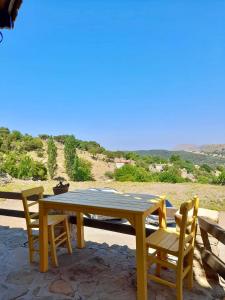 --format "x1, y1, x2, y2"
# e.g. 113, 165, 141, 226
42, 189, 160, 213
